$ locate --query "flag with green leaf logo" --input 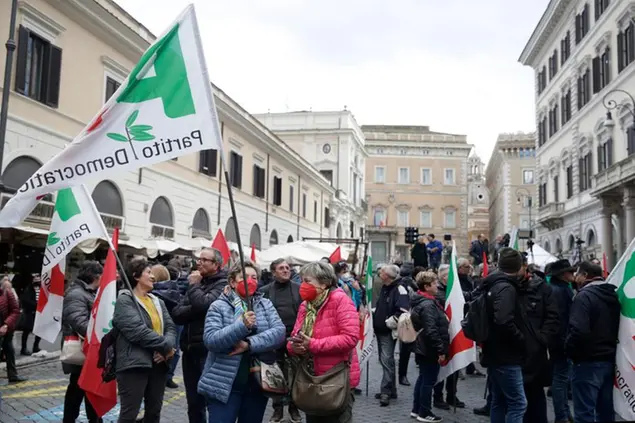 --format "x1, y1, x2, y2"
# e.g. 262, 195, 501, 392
33, 185, 110, 343
356, 256, 374, 366
438, 240, 477, 382
509, 226, 519, 250
609, 238, 635, 420
0, 4, 223, 227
